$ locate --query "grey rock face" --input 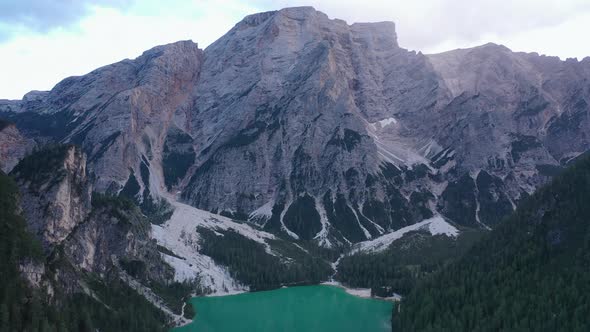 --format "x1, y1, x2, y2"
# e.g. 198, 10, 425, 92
2, 7, 590, 245
11, 145, 172, 291
63, 197, 173, 283
2, 41, 203, 201
12, 146, 92, 247
0, 99, 21, 113
179, 7, 442, 245
0, 122, 34, 173
427, 44, 590, 226
19, 260, 45, 288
